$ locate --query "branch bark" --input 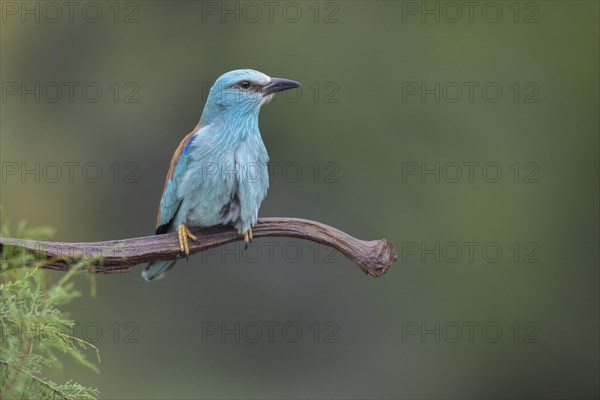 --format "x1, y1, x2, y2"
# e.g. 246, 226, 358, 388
0, 218, 396, 278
